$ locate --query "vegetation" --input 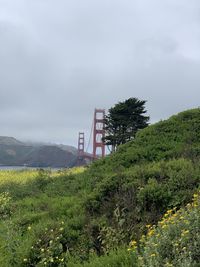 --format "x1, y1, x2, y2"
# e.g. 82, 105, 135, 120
128, 191, 200, 267
103, 97, 149, 151
0, 108, 200, 266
